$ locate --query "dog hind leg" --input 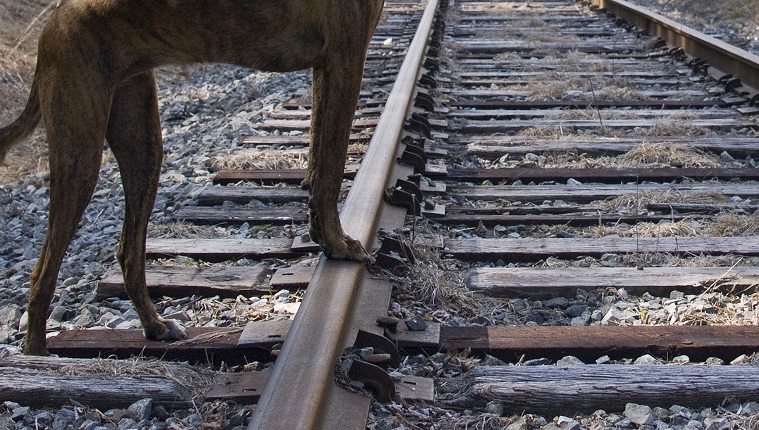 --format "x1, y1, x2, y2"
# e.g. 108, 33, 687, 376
23, 83, 109, 355
105, 71, 187, 342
